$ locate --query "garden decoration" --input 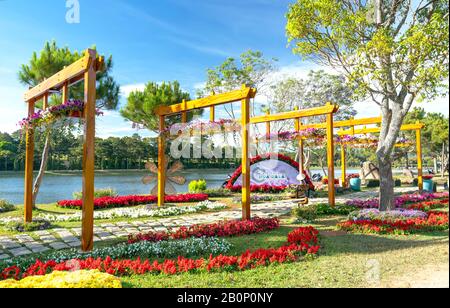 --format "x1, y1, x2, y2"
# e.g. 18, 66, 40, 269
300, 117, 425, 190
21, 49, 103, 252
142, 157, 186, 195
155, 86, 339, 220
